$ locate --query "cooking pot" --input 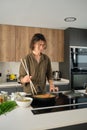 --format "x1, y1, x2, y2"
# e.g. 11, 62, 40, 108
52, 71, 62, 80
30, 93, 56, 107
